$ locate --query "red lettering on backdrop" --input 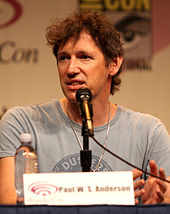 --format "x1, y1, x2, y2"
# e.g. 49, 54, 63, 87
0, 0, 22, 29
